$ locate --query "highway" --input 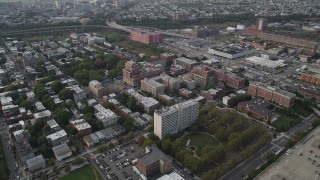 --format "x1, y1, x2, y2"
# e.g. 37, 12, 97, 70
106, 21, 191, 39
